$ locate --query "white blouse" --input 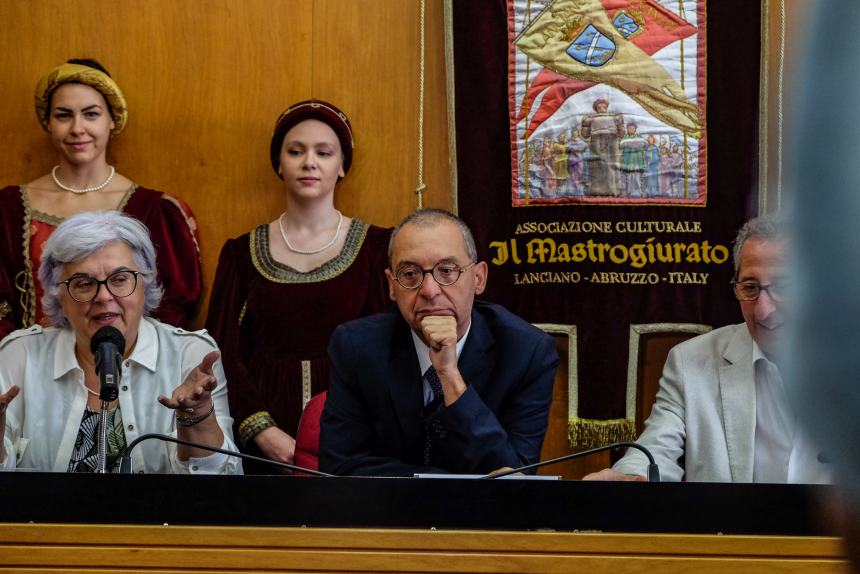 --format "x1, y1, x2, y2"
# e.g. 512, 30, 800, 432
0, 317, 241, 474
